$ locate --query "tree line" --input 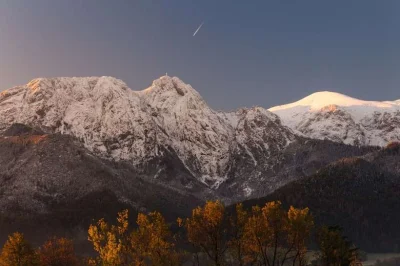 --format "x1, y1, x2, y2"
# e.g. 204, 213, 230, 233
0, 201, 363, 266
